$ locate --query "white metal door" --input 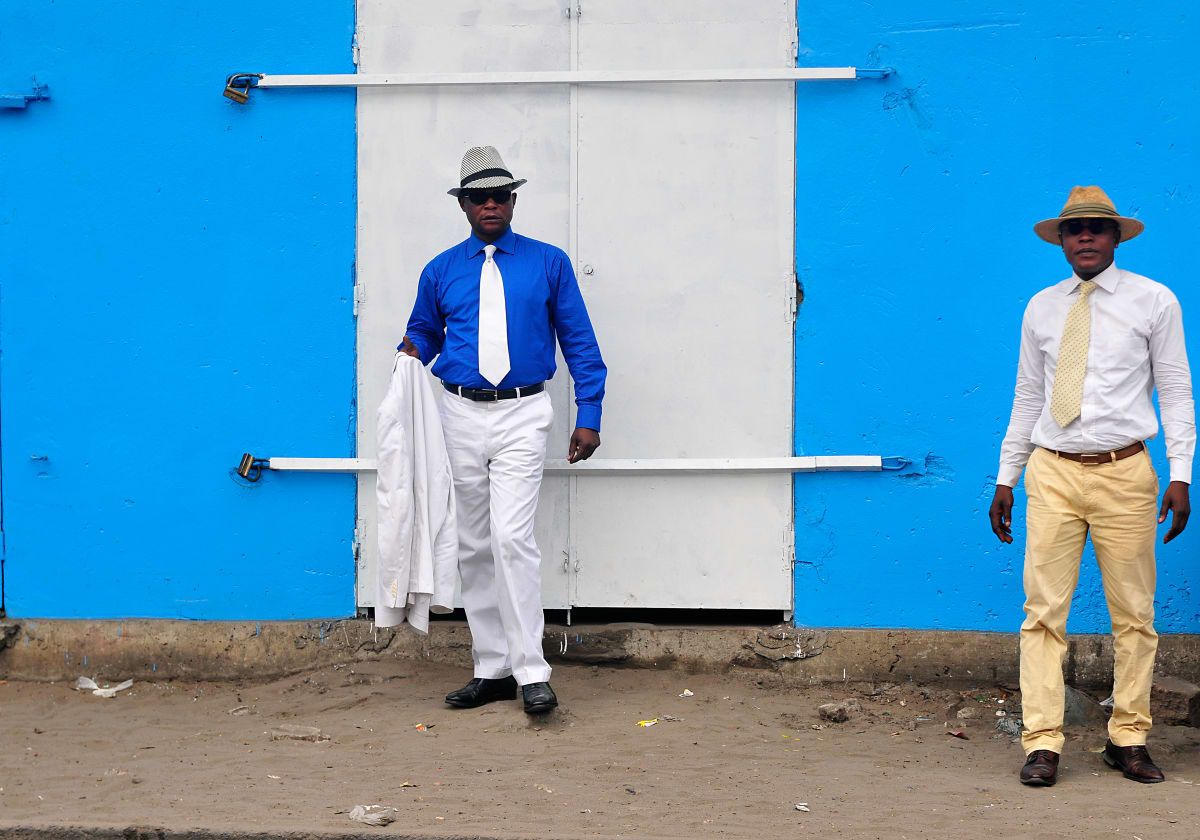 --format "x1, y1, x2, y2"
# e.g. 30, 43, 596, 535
354, 0, 795, 612
569, 1, 795, 608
